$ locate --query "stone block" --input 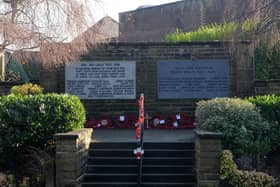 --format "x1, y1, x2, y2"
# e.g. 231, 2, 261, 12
198, 173, 220, 180
56, 143, 78, 152
197, 180, 220, 187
